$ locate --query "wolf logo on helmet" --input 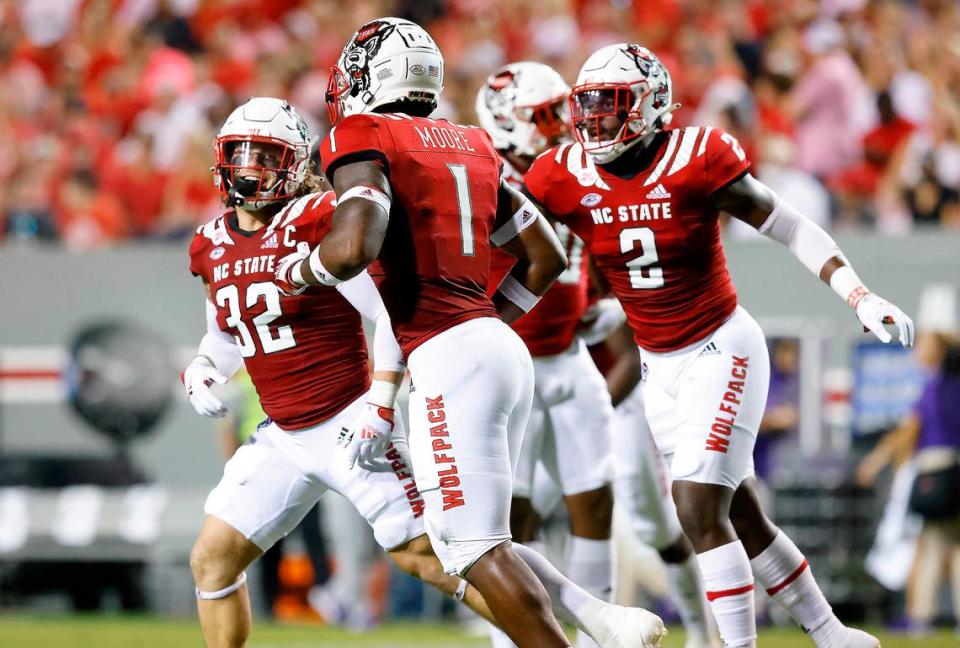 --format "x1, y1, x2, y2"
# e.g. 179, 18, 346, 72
344, 20, 397, 98
622, 45, 670, 110
326, 17, 444, 125
483, 70, 519, 131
